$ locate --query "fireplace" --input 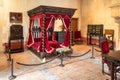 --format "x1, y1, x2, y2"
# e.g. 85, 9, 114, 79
110, 1, 120, 50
